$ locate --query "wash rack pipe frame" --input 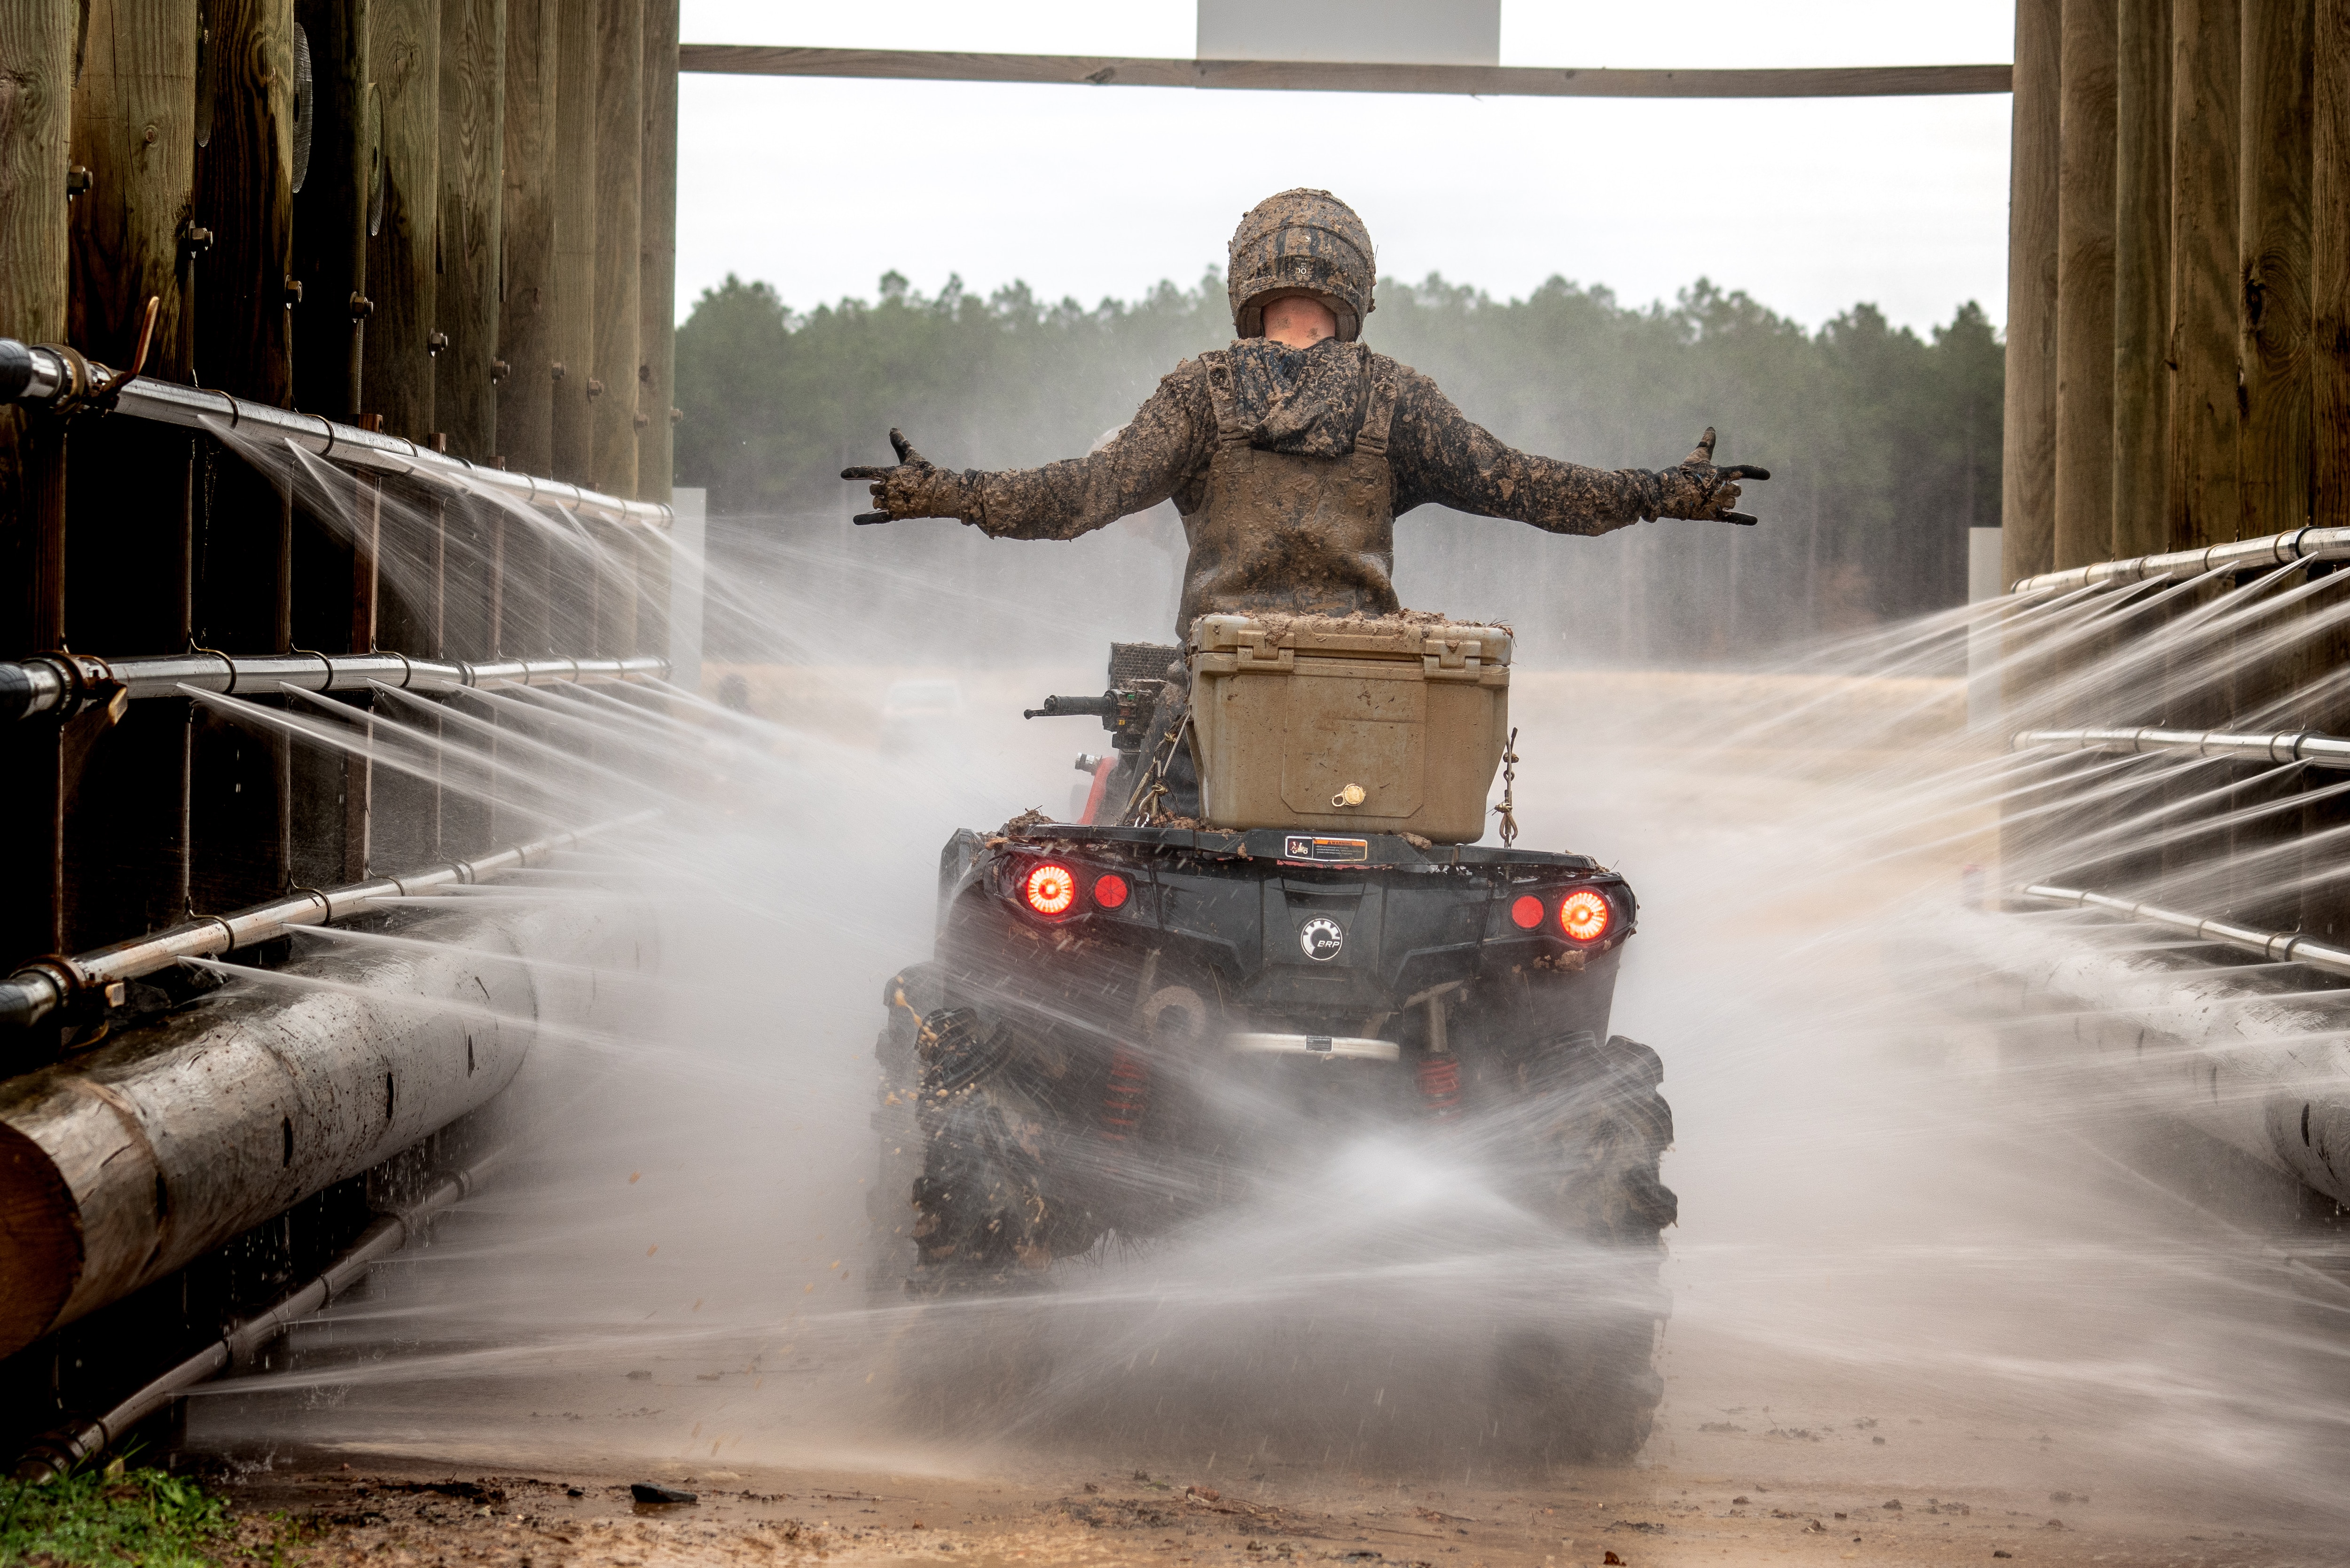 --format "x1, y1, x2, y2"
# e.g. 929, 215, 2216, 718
0, 809, 661, 1032
0, 339, 672, 530
2006, 525, 2350, 596
0, 650, 669, 722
